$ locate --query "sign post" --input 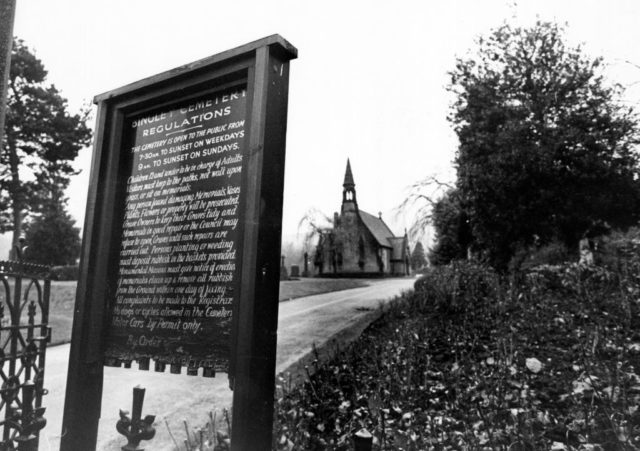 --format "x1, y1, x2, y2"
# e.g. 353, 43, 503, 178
0, 0, 16, 154
61, 35, 296, 451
